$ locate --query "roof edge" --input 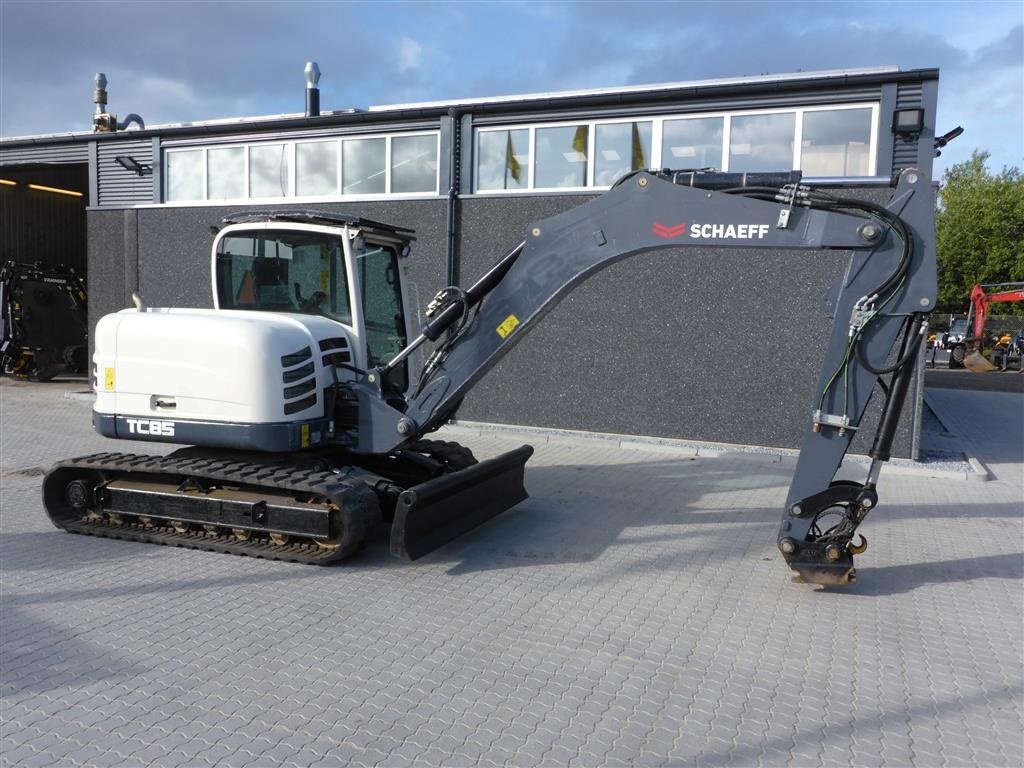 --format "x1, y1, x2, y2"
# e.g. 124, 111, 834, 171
1, 66, 940, 149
